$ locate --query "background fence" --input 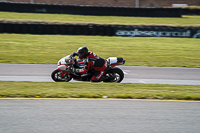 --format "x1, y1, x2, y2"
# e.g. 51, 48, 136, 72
2, 0, 200, 7
0, 2, 182, 17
